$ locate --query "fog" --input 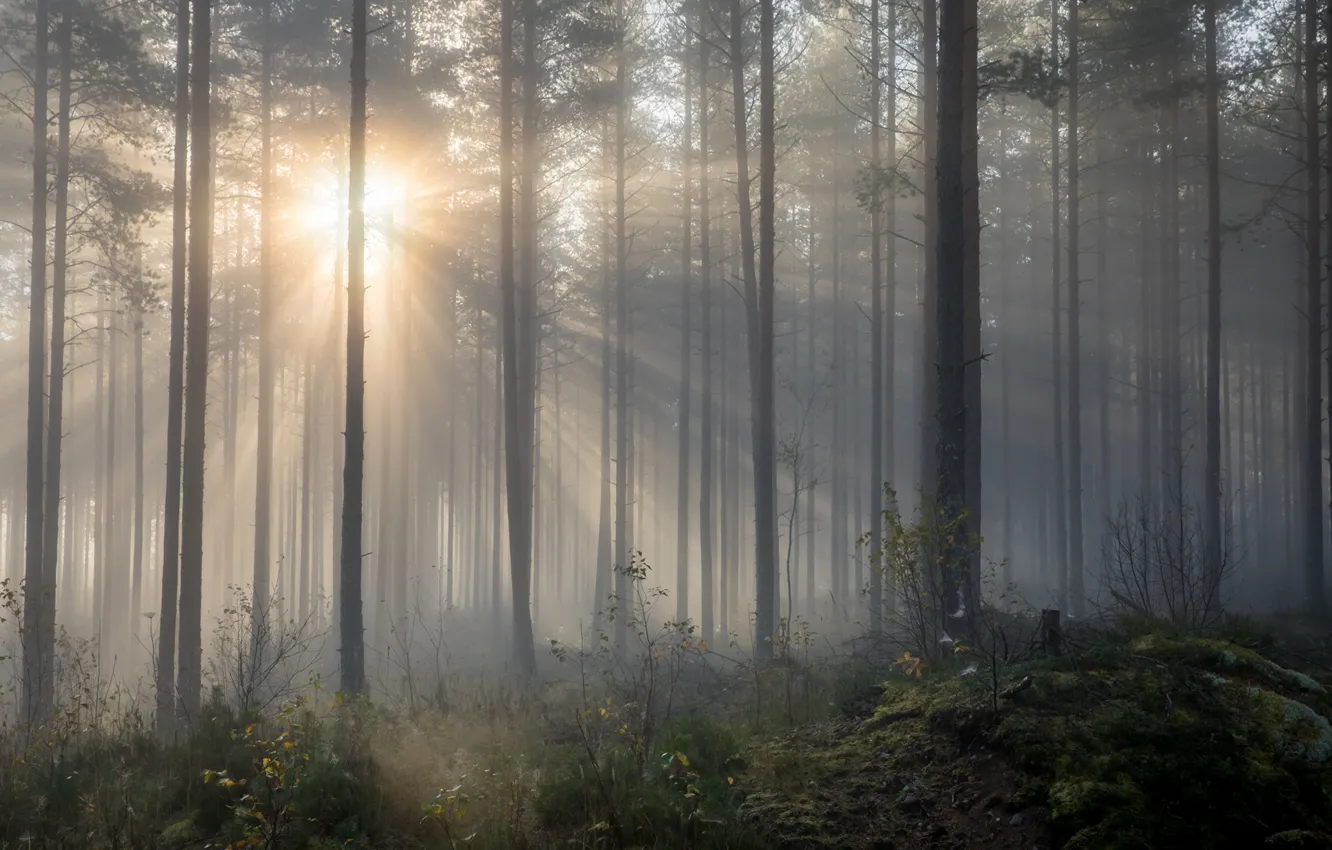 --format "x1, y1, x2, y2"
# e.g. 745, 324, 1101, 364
0, 0, 1320, 716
